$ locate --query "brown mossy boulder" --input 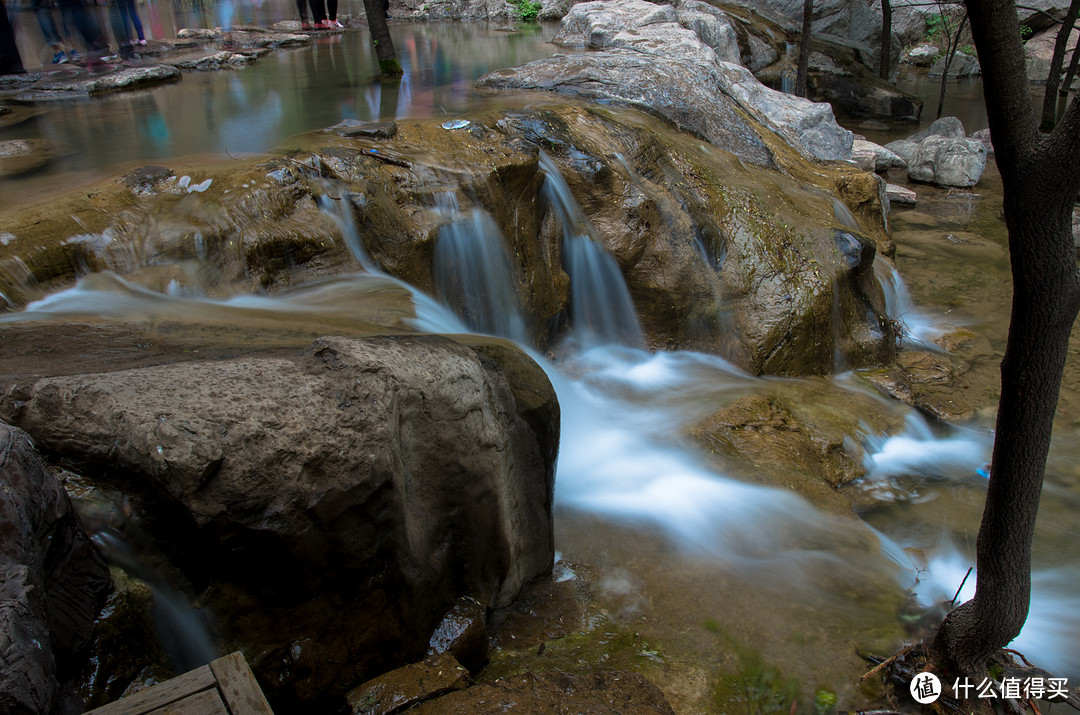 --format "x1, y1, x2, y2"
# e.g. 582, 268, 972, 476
2, 100, 893, 377
861, 349, 978, 424
0, 334, 559, 711
689, 379, 907, 513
